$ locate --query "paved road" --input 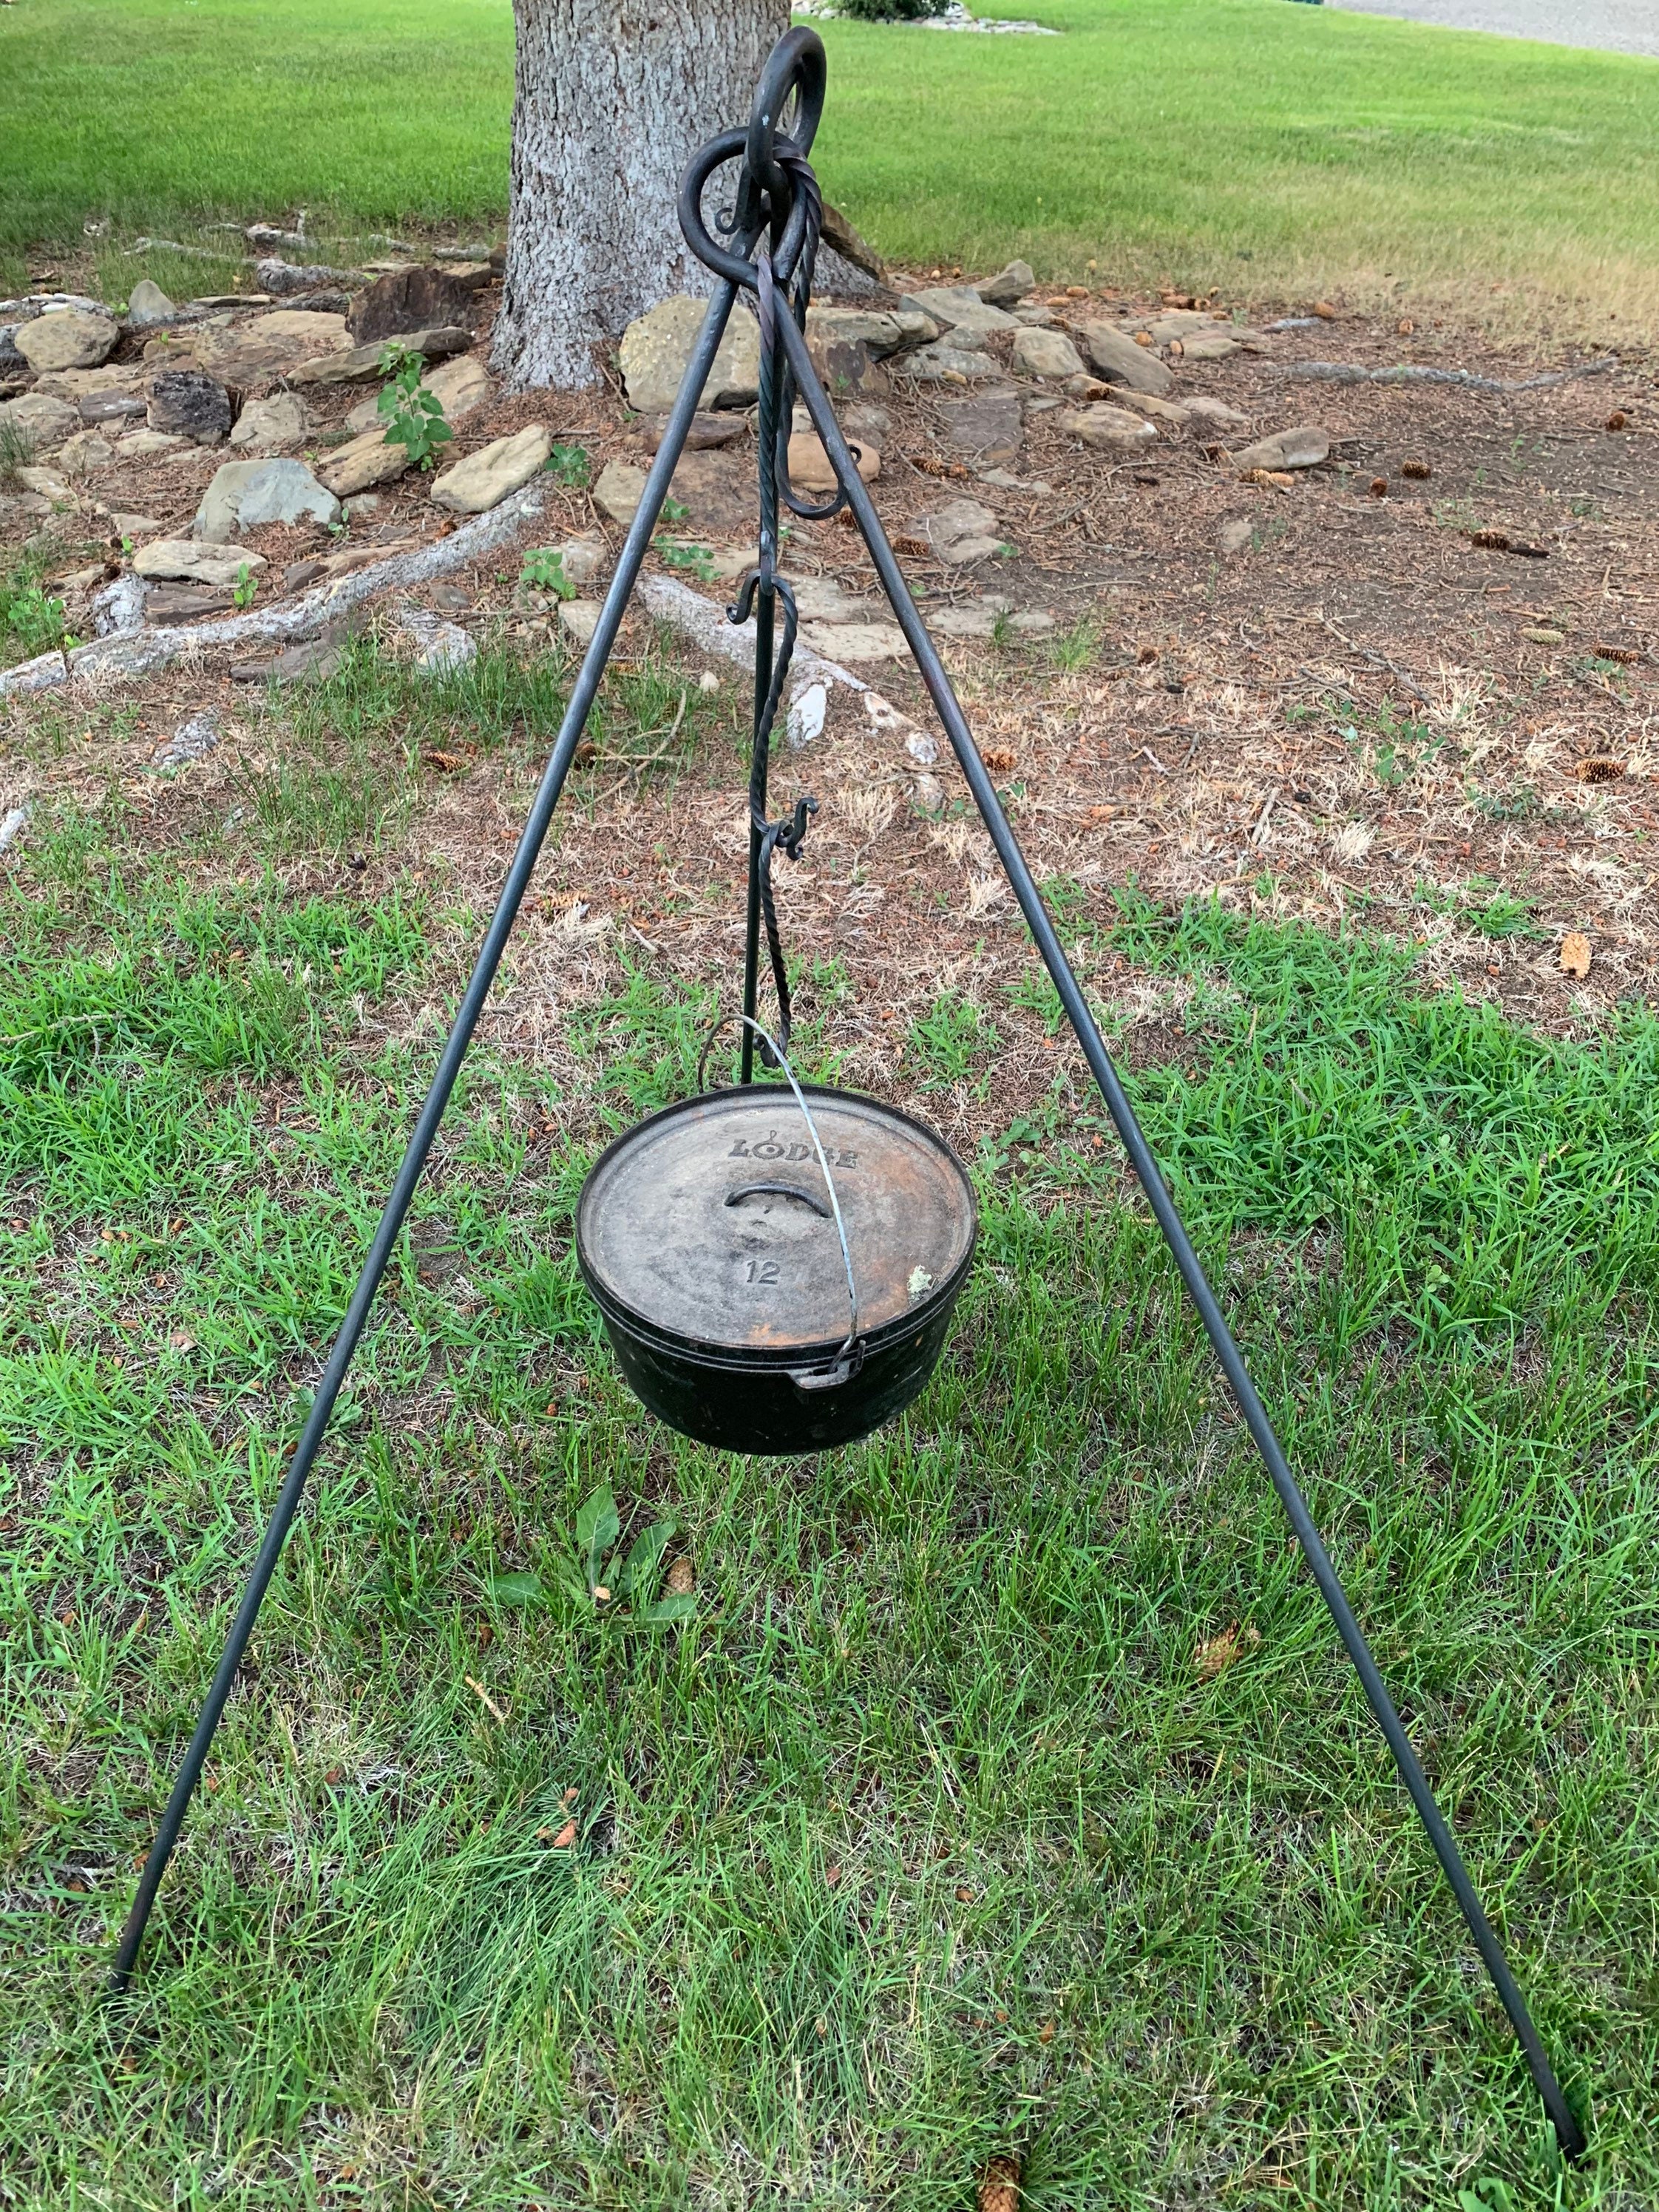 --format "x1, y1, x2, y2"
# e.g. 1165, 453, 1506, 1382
1325, 0, 1659, 59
